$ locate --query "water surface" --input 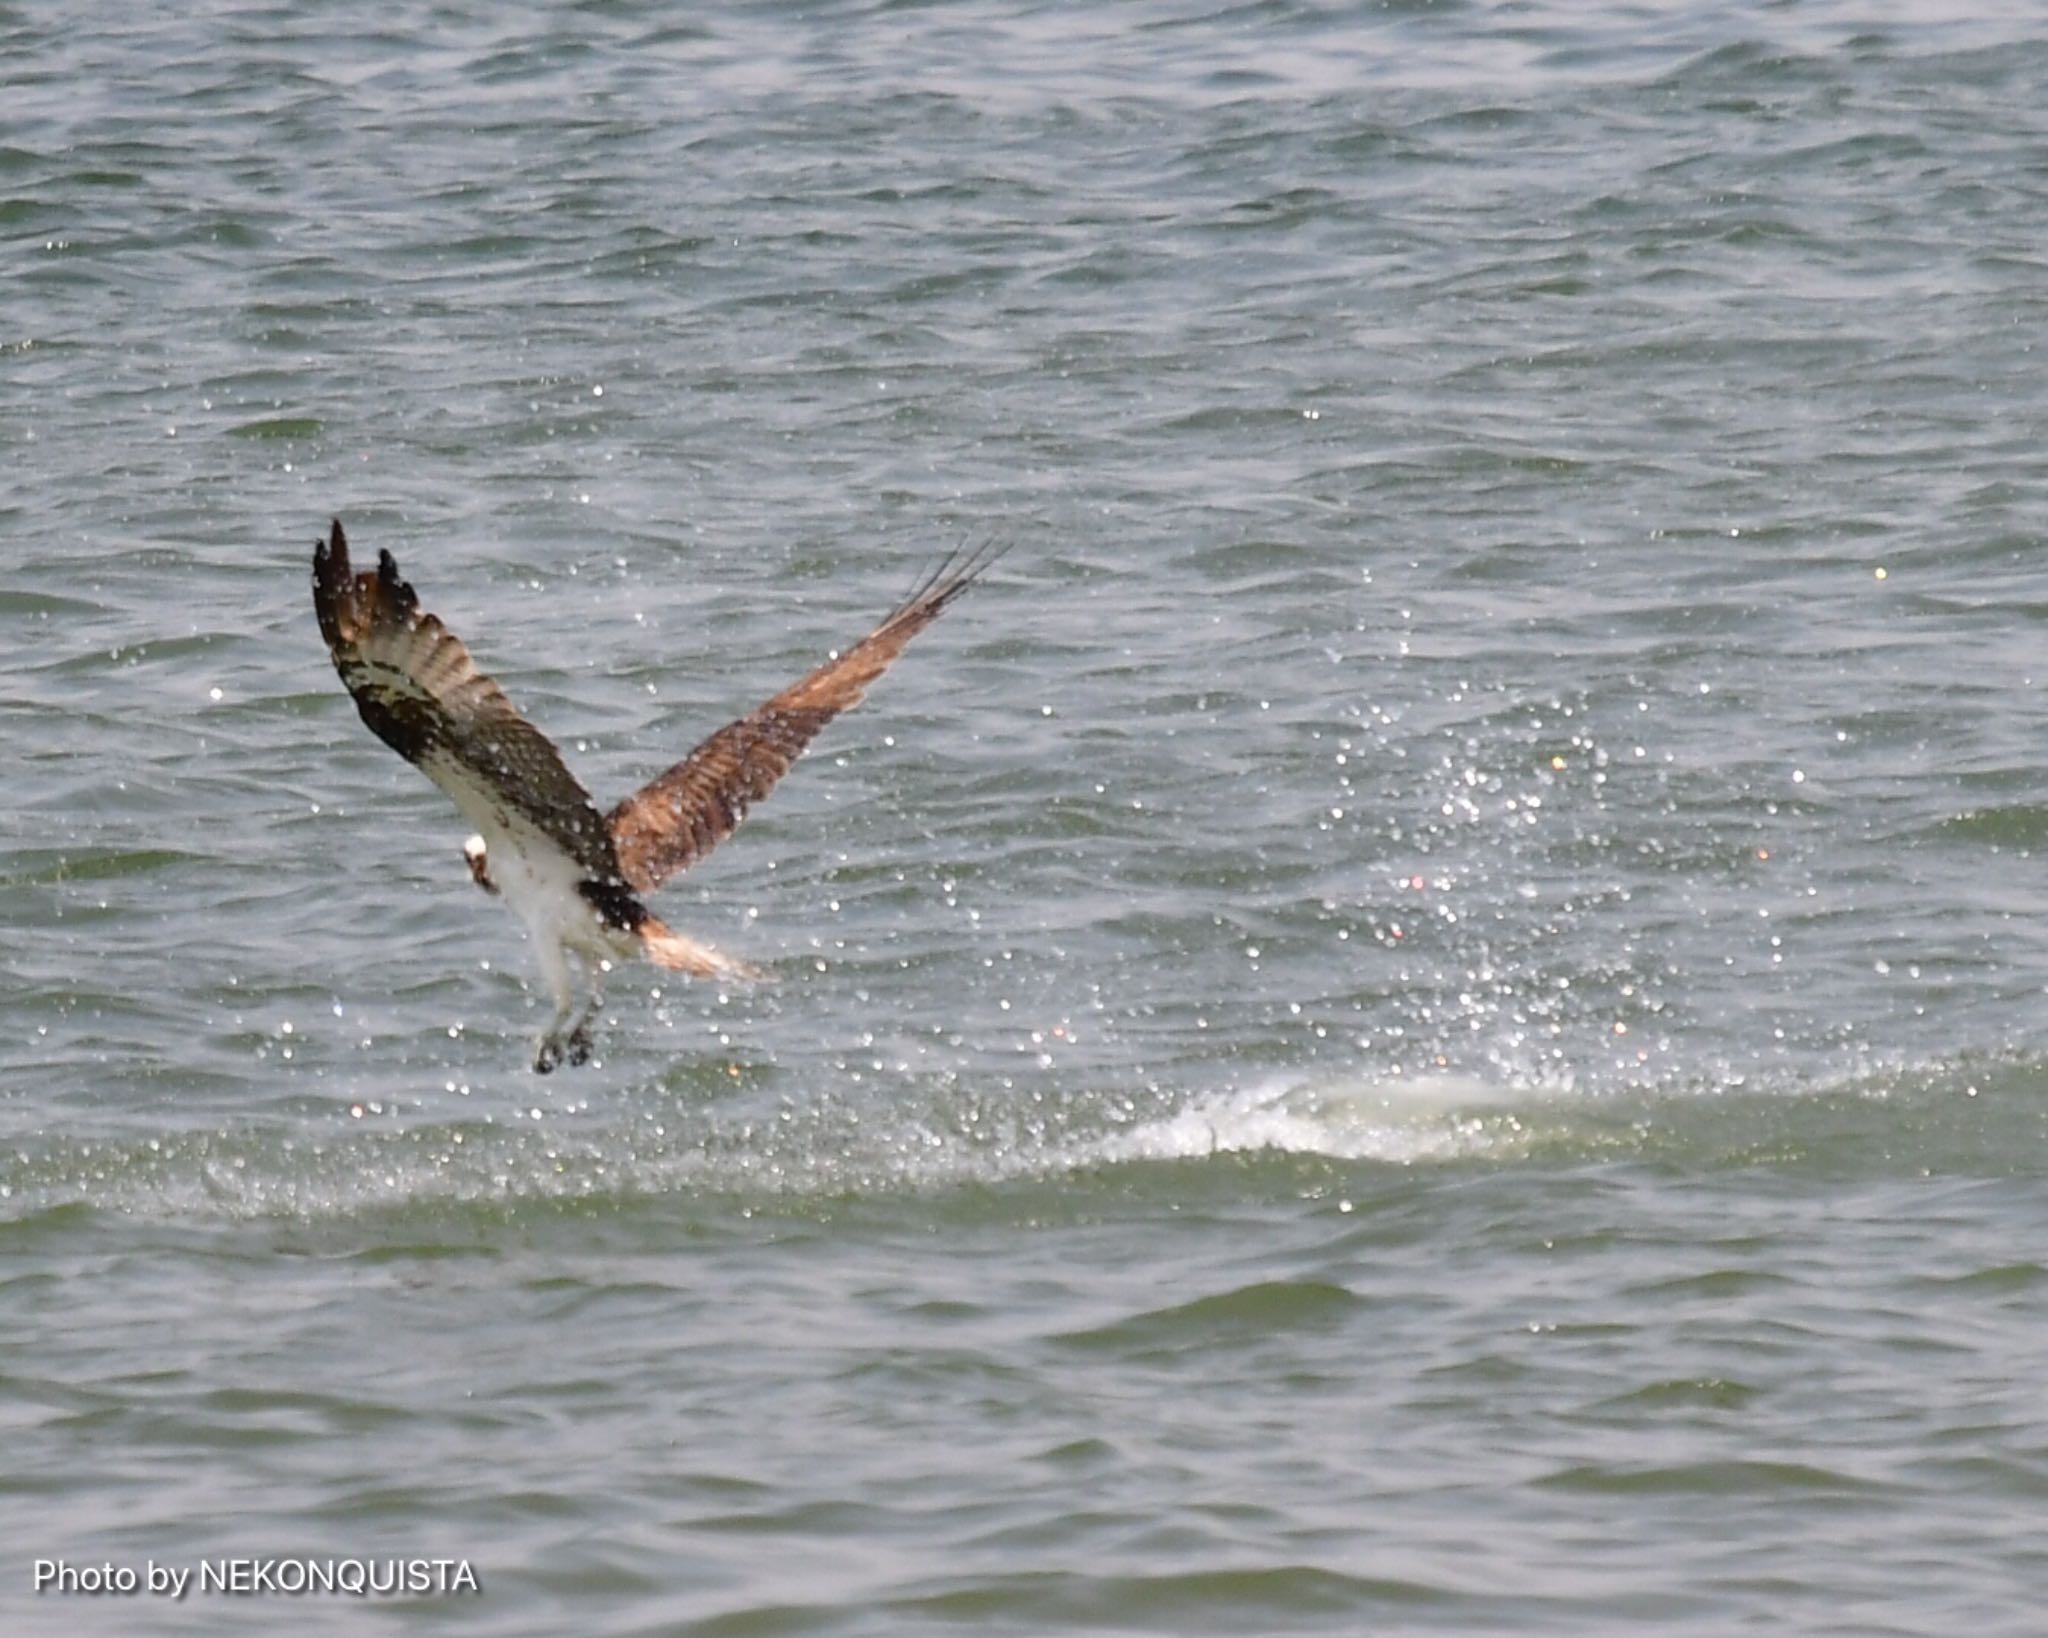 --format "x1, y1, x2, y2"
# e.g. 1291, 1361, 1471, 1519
6, 2, 2048, 1632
